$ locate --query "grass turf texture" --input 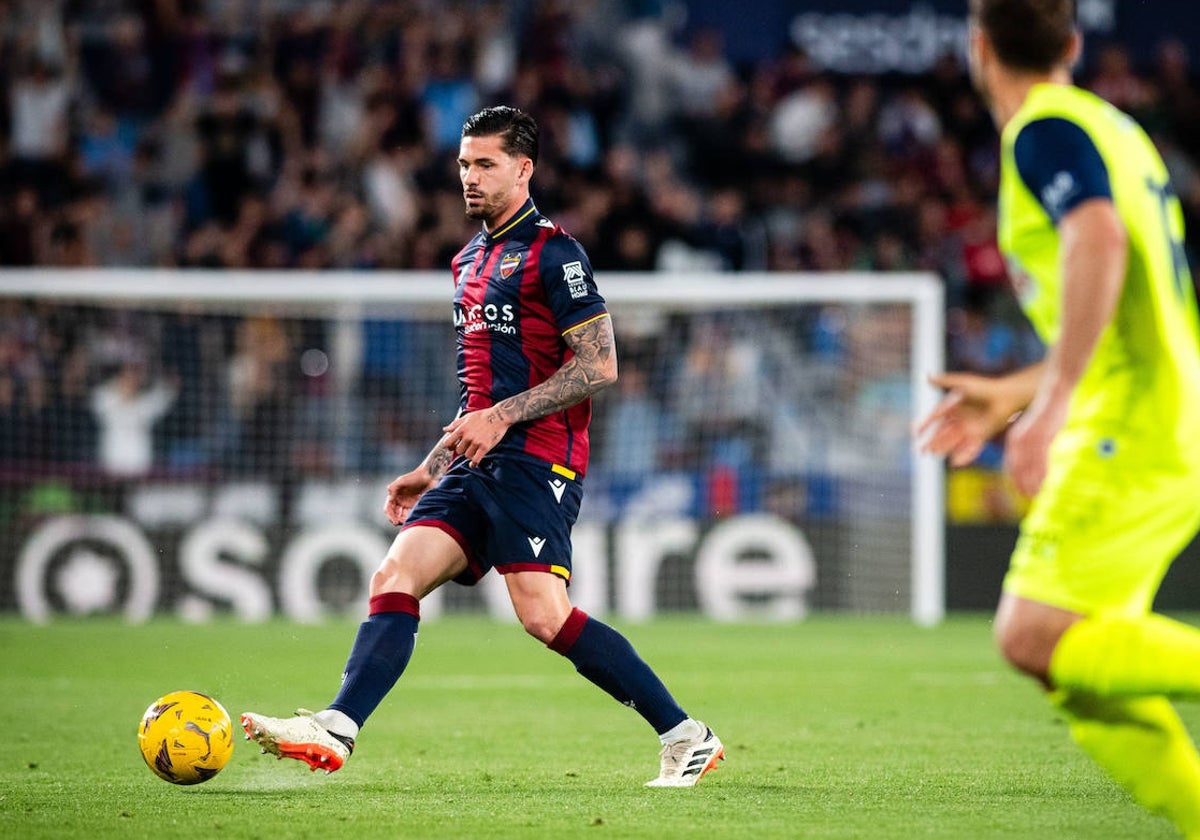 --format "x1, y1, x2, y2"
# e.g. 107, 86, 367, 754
1, 615, 1195, 839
